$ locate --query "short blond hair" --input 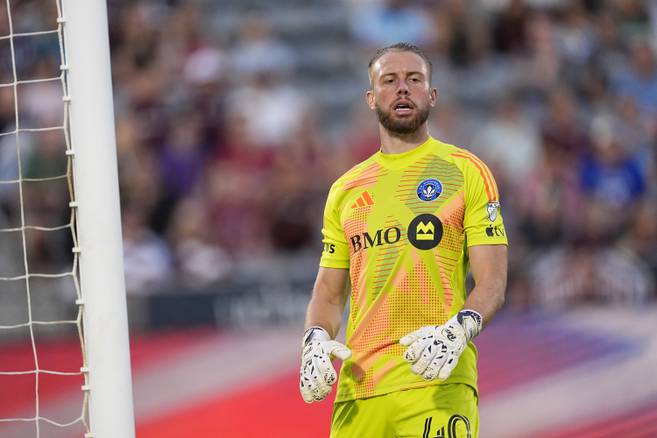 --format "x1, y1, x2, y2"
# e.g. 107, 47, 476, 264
367, 42, 432, 83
